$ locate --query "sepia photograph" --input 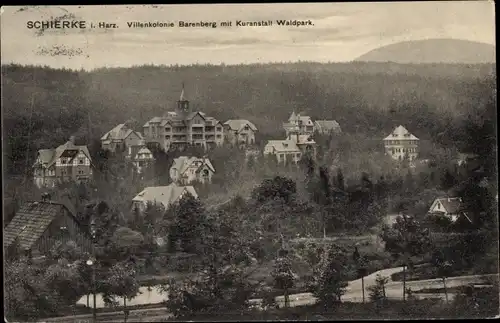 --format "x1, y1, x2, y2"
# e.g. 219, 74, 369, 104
1, 2, 498, 322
